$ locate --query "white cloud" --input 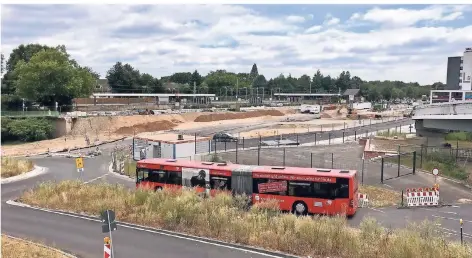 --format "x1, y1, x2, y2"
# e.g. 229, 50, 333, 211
305, 25, 322, 33
1, 4, 472, 85
358, 5, 465, 27
286, 15, 305, 23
